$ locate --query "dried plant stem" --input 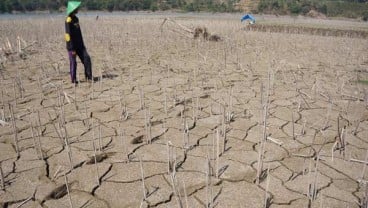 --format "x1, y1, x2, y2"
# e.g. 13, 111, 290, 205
139, 88, 145, 110
63, 127, 73, 171
361, 150, 368, 180
144, 108, 151, 144
139, 156, 147, 200
354, 120, 360, 135
99, 68, 103, 90
64, 173, 73, 208
120, 127, 128, 162
183, 180, 189, 208
36, 111, 44, 160
167, 141, 171, 174
98, 123, 102, 152
31, 123, 38, 157
216, 129, 220, 179
331, 141, 337, 162
256, 80, 270, 185
0, 162, 4, 190
52, 165, 62, 181
266, 136, 283, 146
13, 80, 17, 106
350, 158, 368, 164
309, 154, 320, 201
16, 74, 24, 99
93, 140, 100, 186
1, 89, 4, 109
91, 79, 94, 100
164, 89, 168, 116
9, 104, 20, 157
15, 194, 34, 208
170, 170, 183, 208
292, 112, 295, 140
264, 165, 270, 208
206, 156, 211, 208
148, 108, 152, 144
73, 83, 77, 110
